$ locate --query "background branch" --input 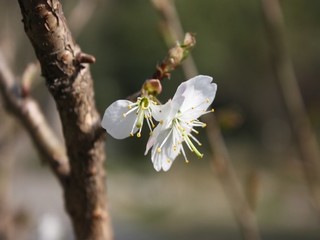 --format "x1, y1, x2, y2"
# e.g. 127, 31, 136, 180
68, 0, 99, 38
261, 0, 320, 219
0, 52, 69, 183
151, 1, 261, 239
